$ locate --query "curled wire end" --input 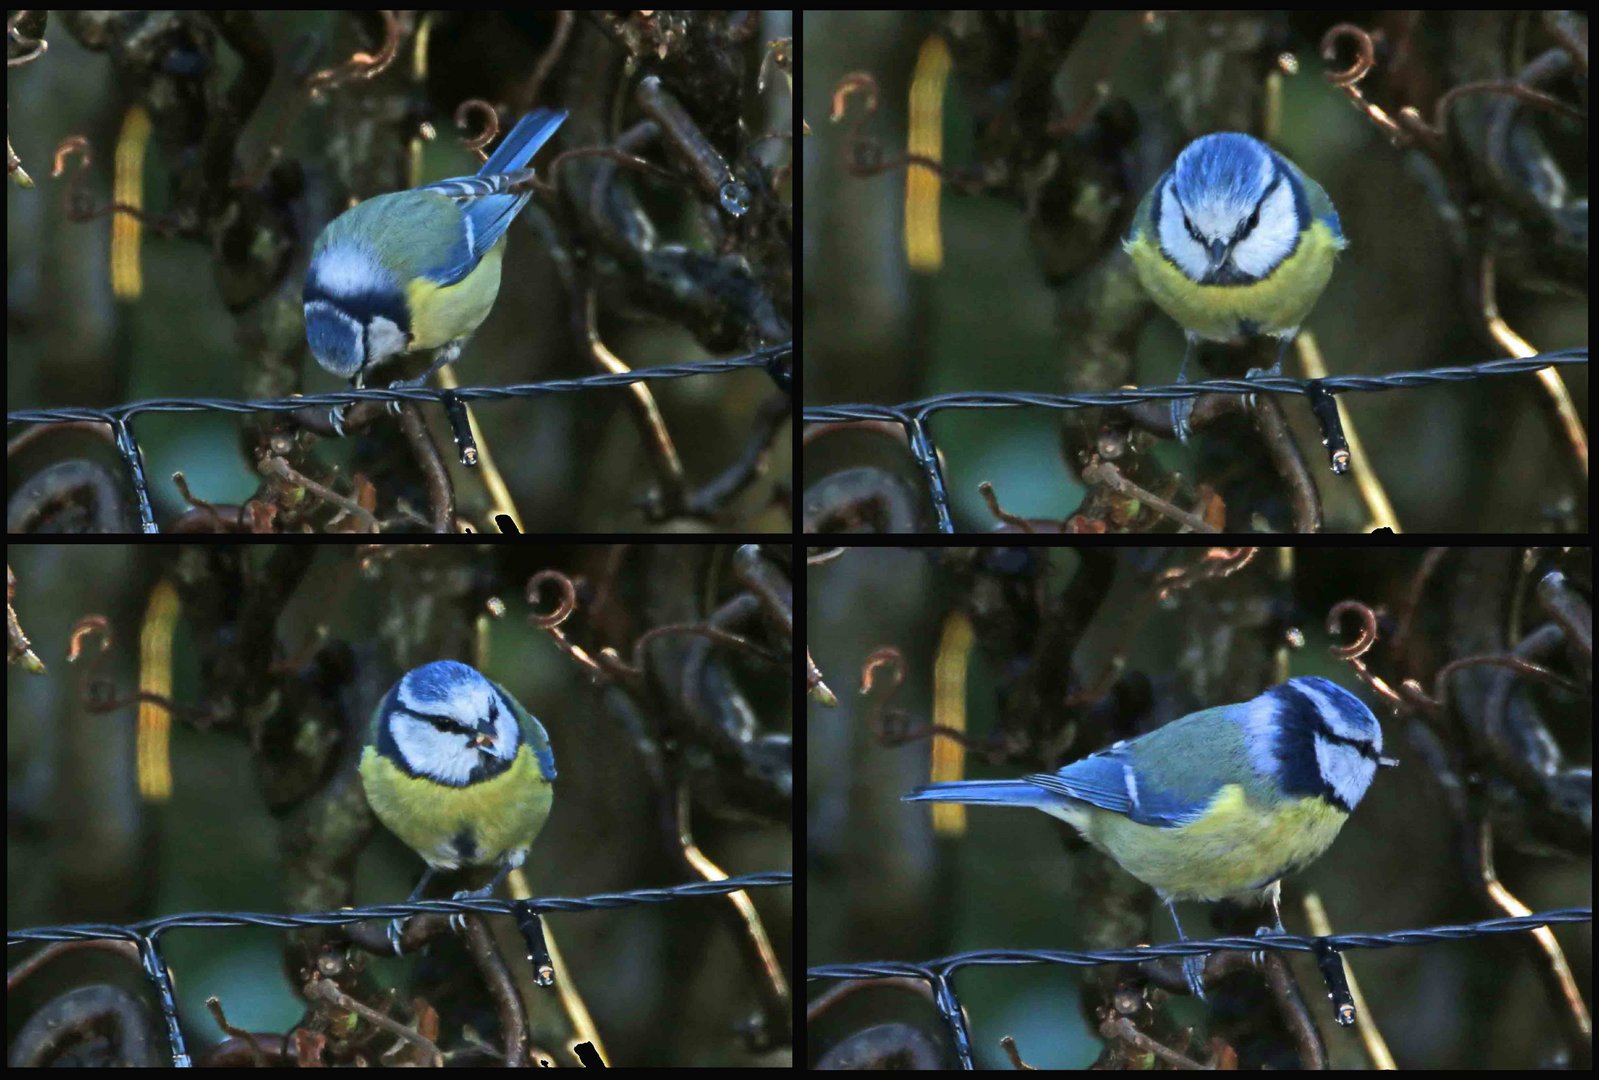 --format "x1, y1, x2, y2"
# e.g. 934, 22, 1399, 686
1325, 599, 1378, 660
526, 569, 577, 629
